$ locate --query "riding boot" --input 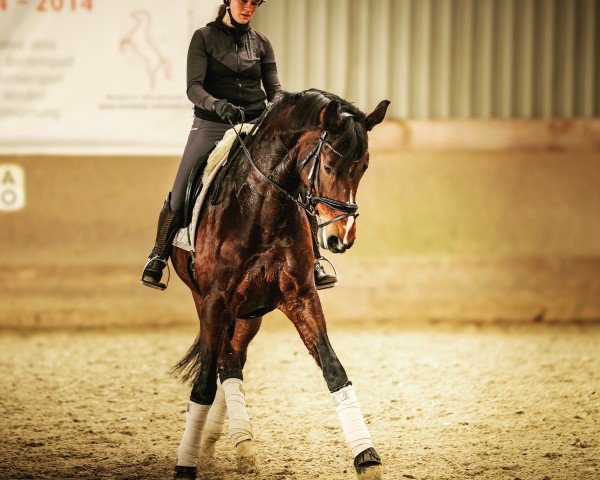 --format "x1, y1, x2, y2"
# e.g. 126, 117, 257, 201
309, 214, 338, 290
141, 193, 182, 291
